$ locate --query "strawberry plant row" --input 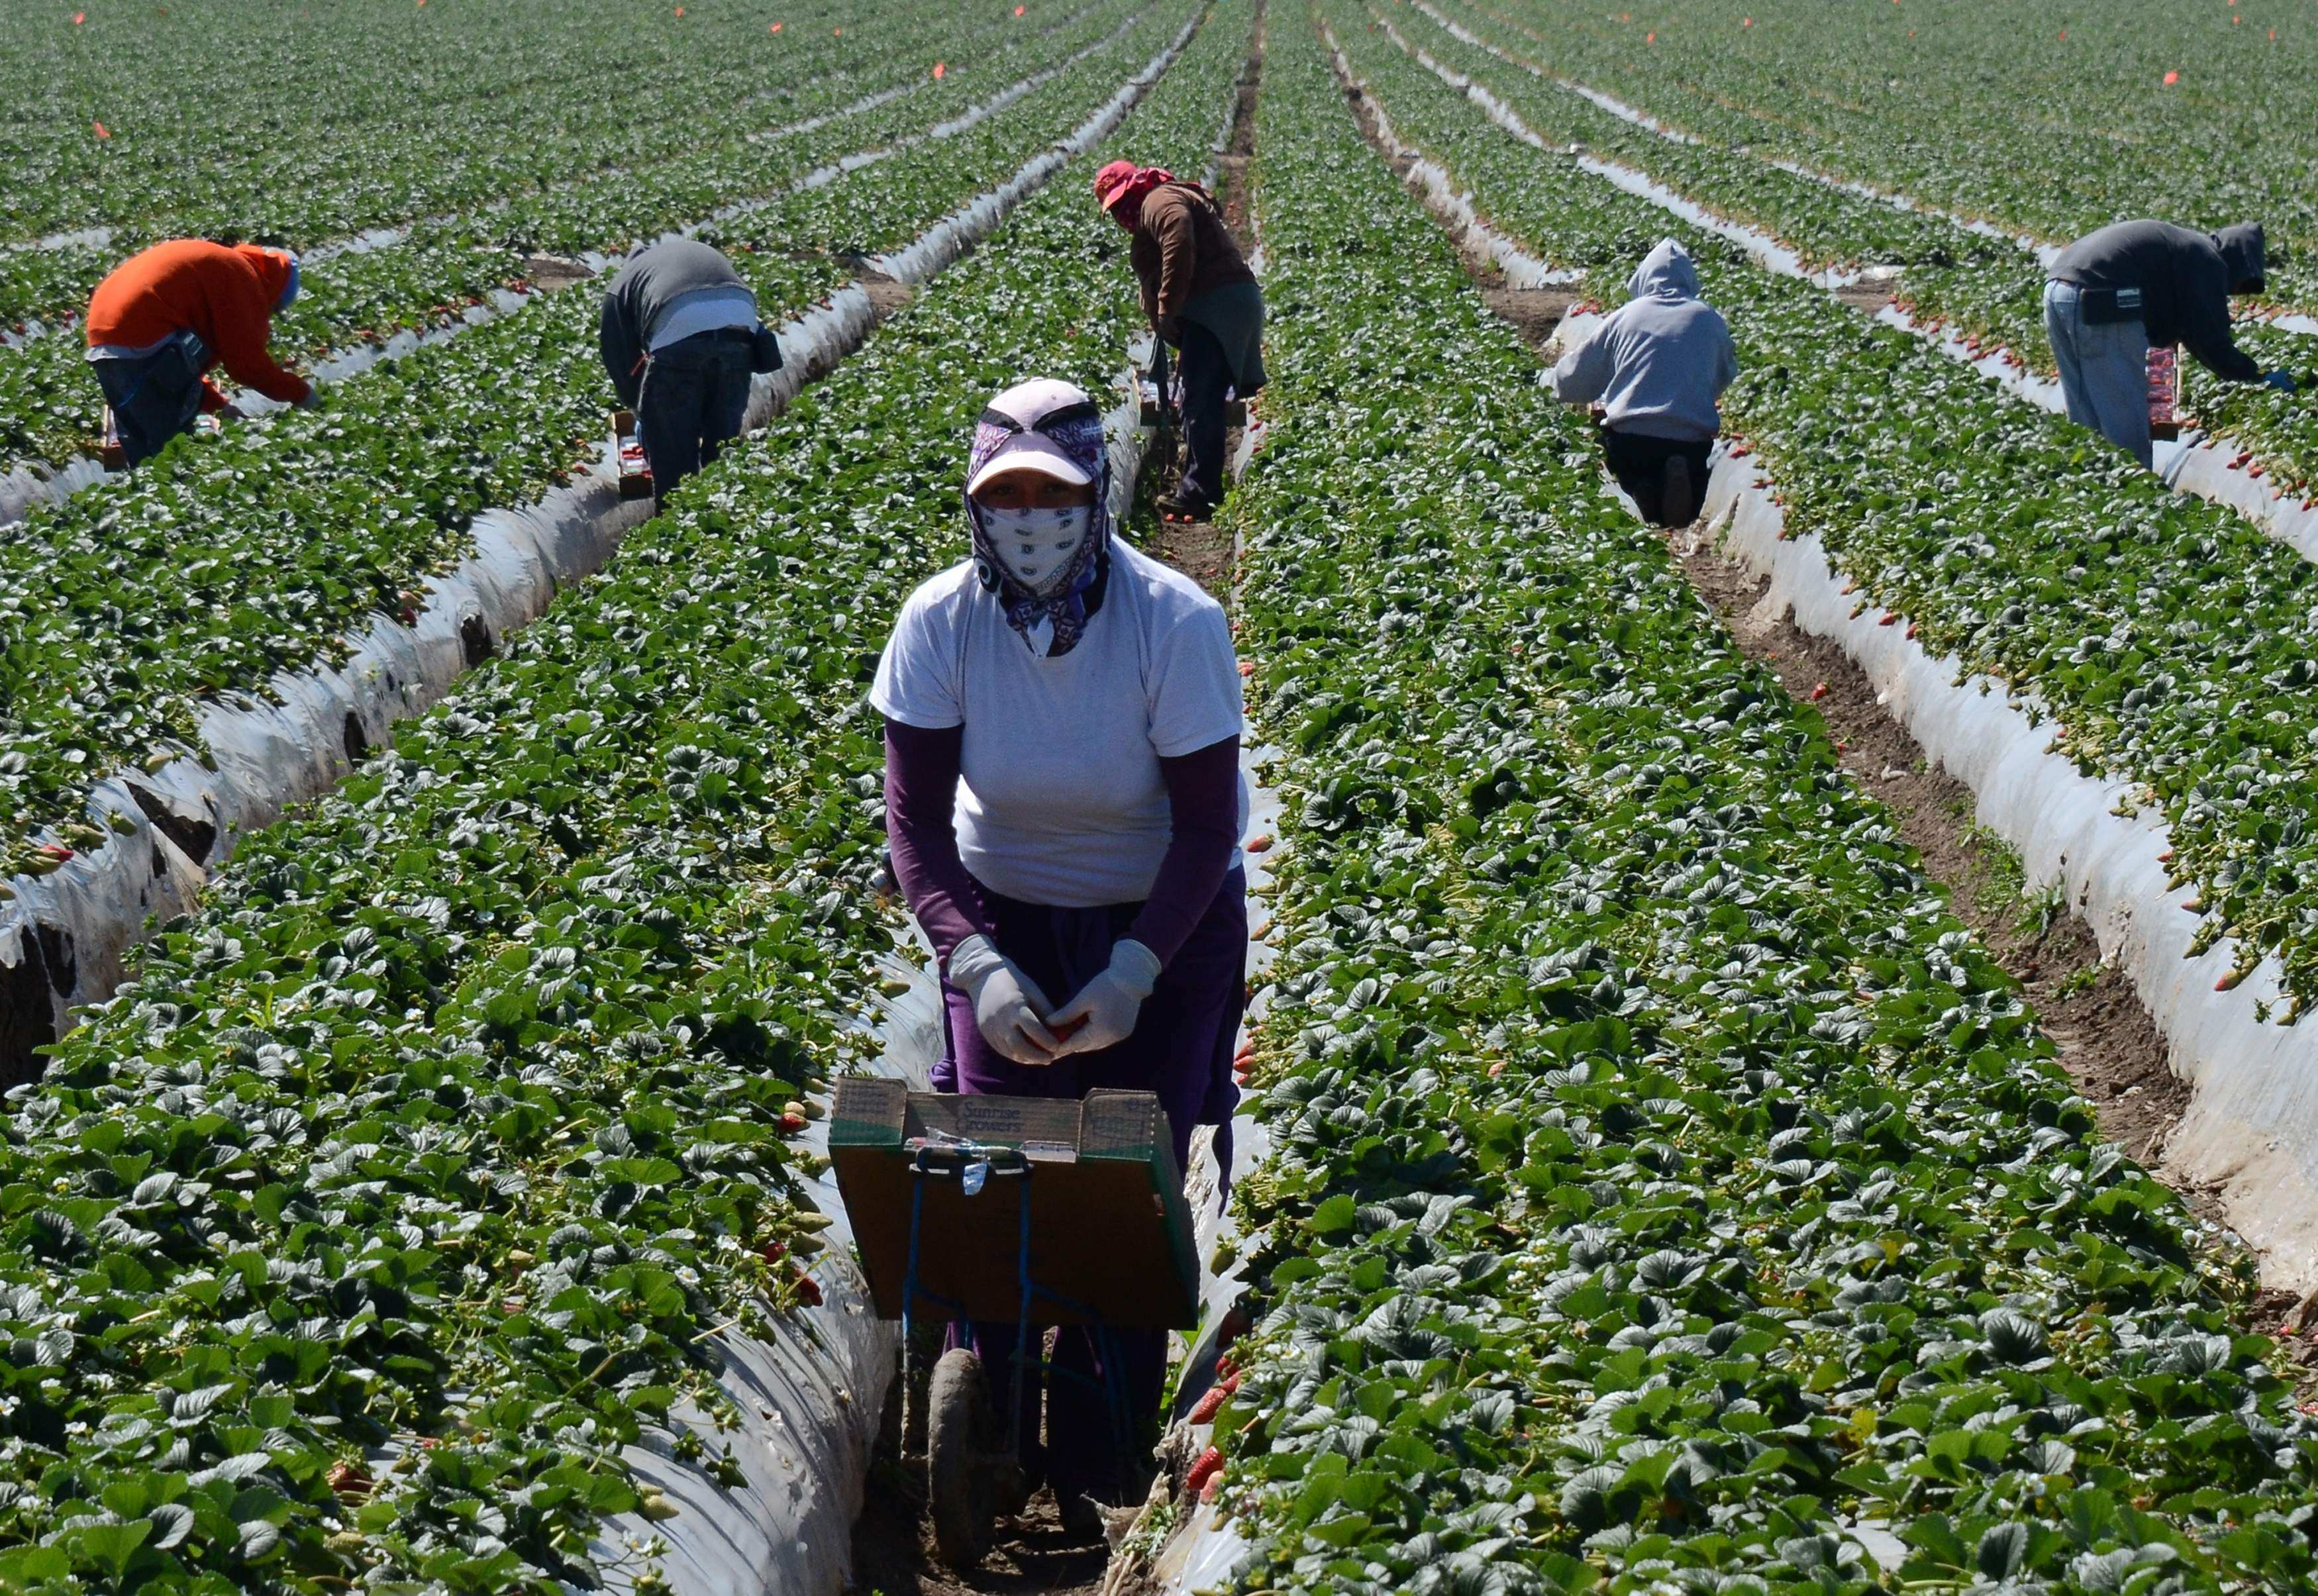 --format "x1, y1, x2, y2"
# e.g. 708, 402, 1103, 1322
0, 0, 1198, 885
0, 2, 1252, 1583
1435, 0, 2318, 314
1183, 20, 2318, 1592
0, 0, 1148, 480
1325, 0, 2318, 1016
0, 0, 943, 252
1374, 0, 2318, 512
